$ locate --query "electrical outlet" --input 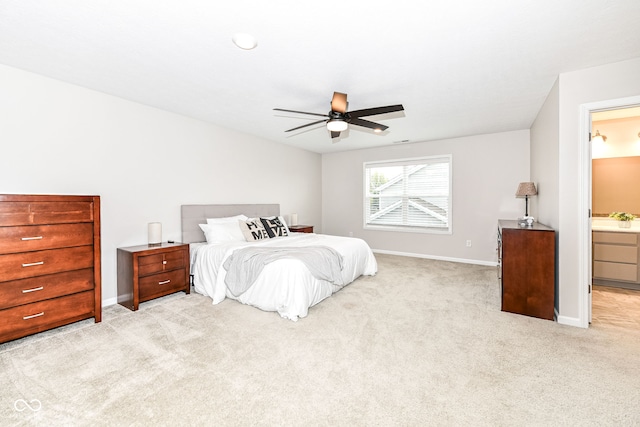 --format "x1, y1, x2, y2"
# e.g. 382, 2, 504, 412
348, 231, 353, 237
466, 240, 472, 247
